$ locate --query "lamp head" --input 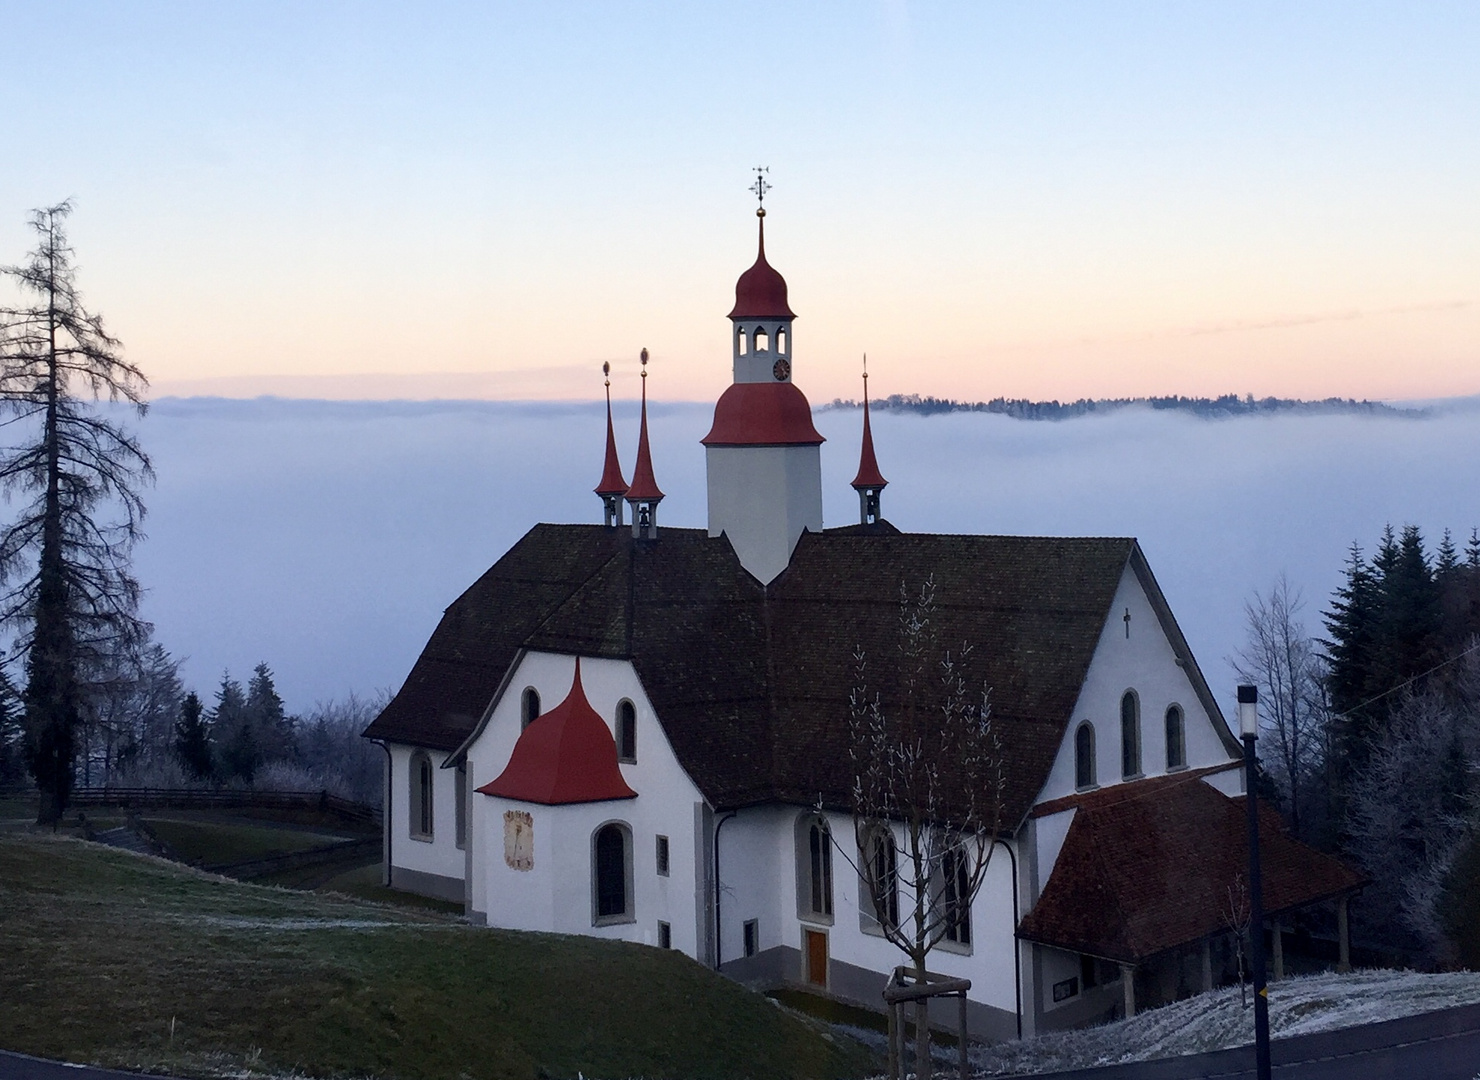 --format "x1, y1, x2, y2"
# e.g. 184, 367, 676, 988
1237, 684, 1258, 737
